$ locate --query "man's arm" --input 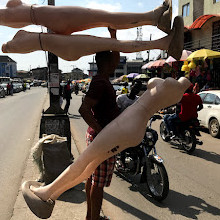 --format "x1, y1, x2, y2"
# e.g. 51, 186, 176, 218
79, 96, 103, 134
